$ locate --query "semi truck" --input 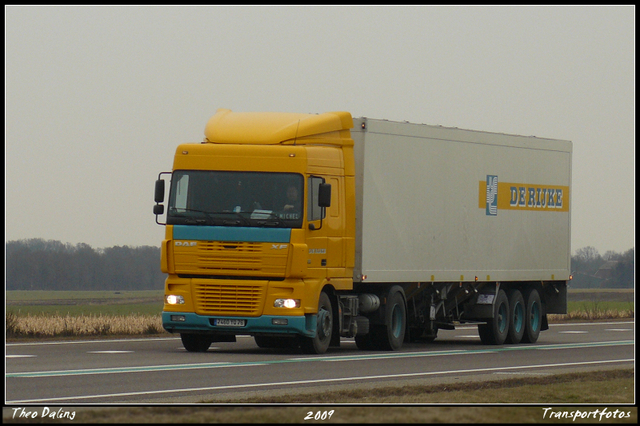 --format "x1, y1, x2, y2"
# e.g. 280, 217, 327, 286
153, 109, 572, 354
